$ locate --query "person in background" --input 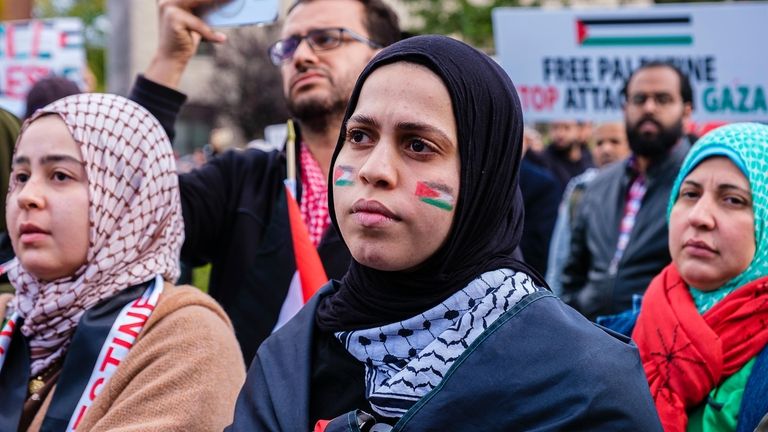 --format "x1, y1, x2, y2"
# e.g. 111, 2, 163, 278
592, 121, 631, 167
523, 126, 544, 153
0, 94, 244, 431
225, 35, 661, 432
0, 109, 21, 293
23, 76, 81, 120
628, 123, 768, 432
537, 119, 594, 195
131, 0, 401, 364
579, 120, 593, 148
547, 121, 630, 294
561, 62, 693, 320
519, 129, 559, 276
